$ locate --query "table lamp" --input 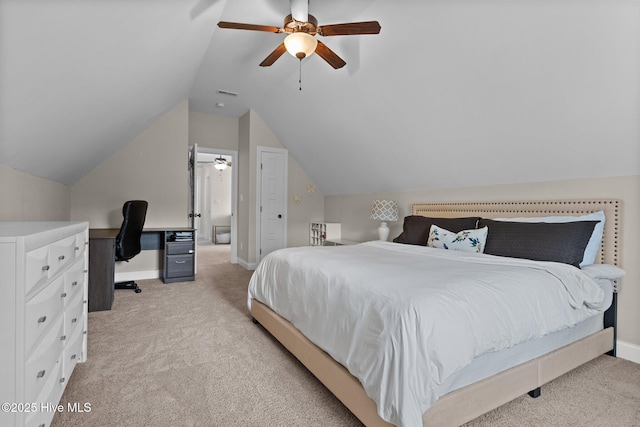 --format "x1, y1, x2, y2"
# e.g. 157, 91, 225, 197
370, 200, 399, 241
